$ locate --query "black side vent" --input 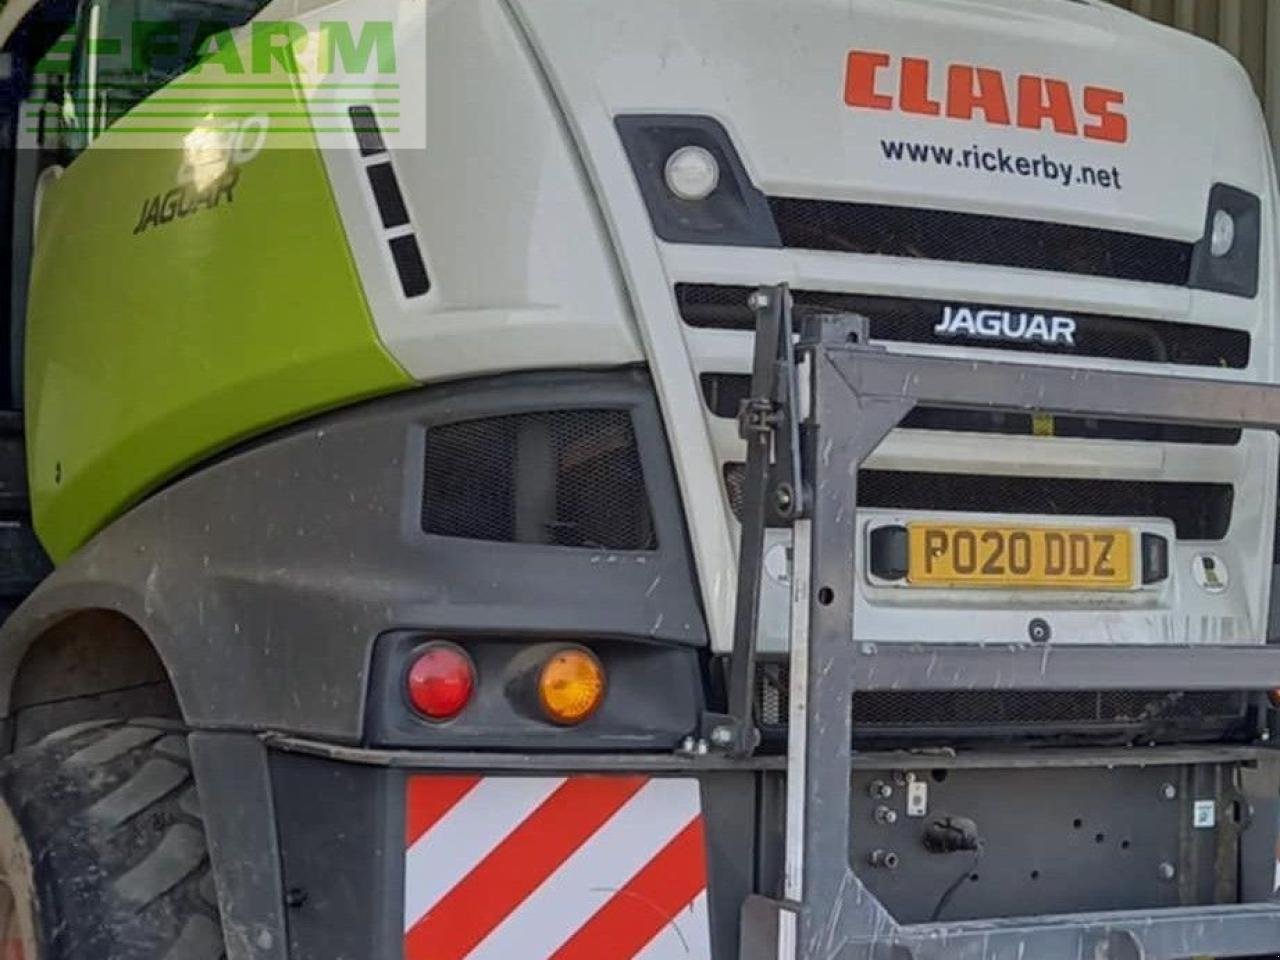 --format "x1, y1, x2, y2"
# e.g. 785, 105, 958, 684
701, 374, 1241, 446
768, 197, 1195, 286
723, 465, 1233, 541
677, 285, 1250, 369
348, 105, 388, 157
422, 411, 656, 550
348, 105, 431, 299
